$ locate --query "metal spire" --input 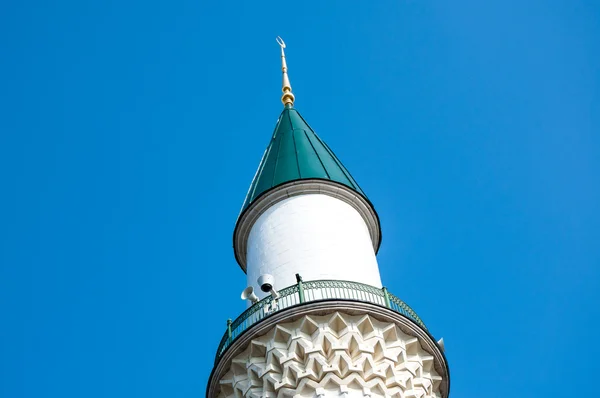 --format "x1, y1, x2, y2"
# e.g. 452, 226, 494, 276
276, 36, 295, 107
